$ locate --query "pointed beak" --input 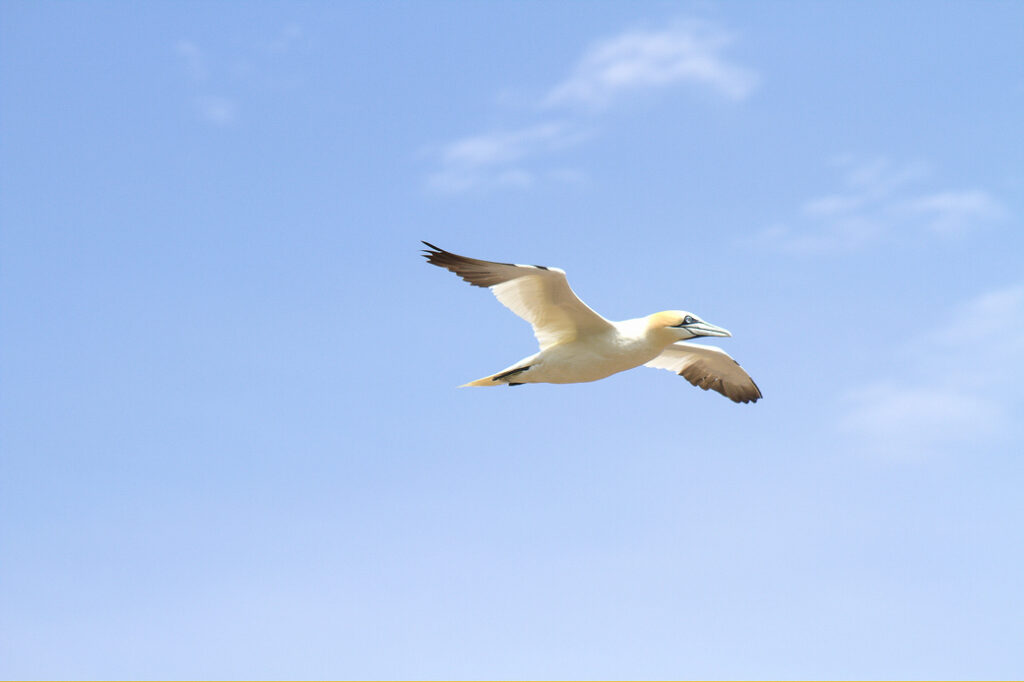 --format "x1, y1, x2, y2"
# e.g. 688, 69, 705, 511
690, 321, 731, 338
